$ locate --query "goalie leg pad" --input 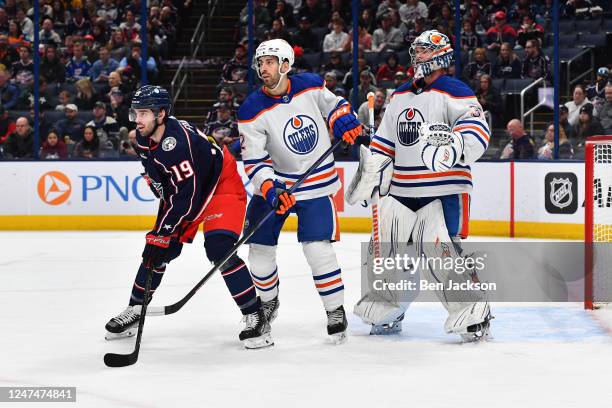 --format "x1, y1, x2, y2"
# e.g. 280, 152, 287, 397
248, 244, 279, 302
413, 199, 487, 316
345, 145, 393, 205
354, 195, 419, 325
